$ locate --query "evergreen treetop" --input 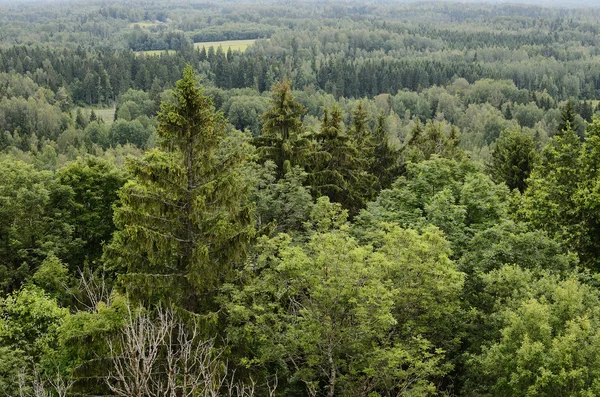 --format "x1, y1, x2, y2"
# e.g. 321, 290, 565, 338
105, 65, 254, 312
